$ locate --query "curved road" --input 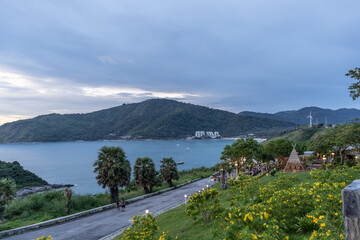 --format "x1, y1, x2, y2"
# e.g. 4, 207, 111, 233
2, 178, 213, 240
